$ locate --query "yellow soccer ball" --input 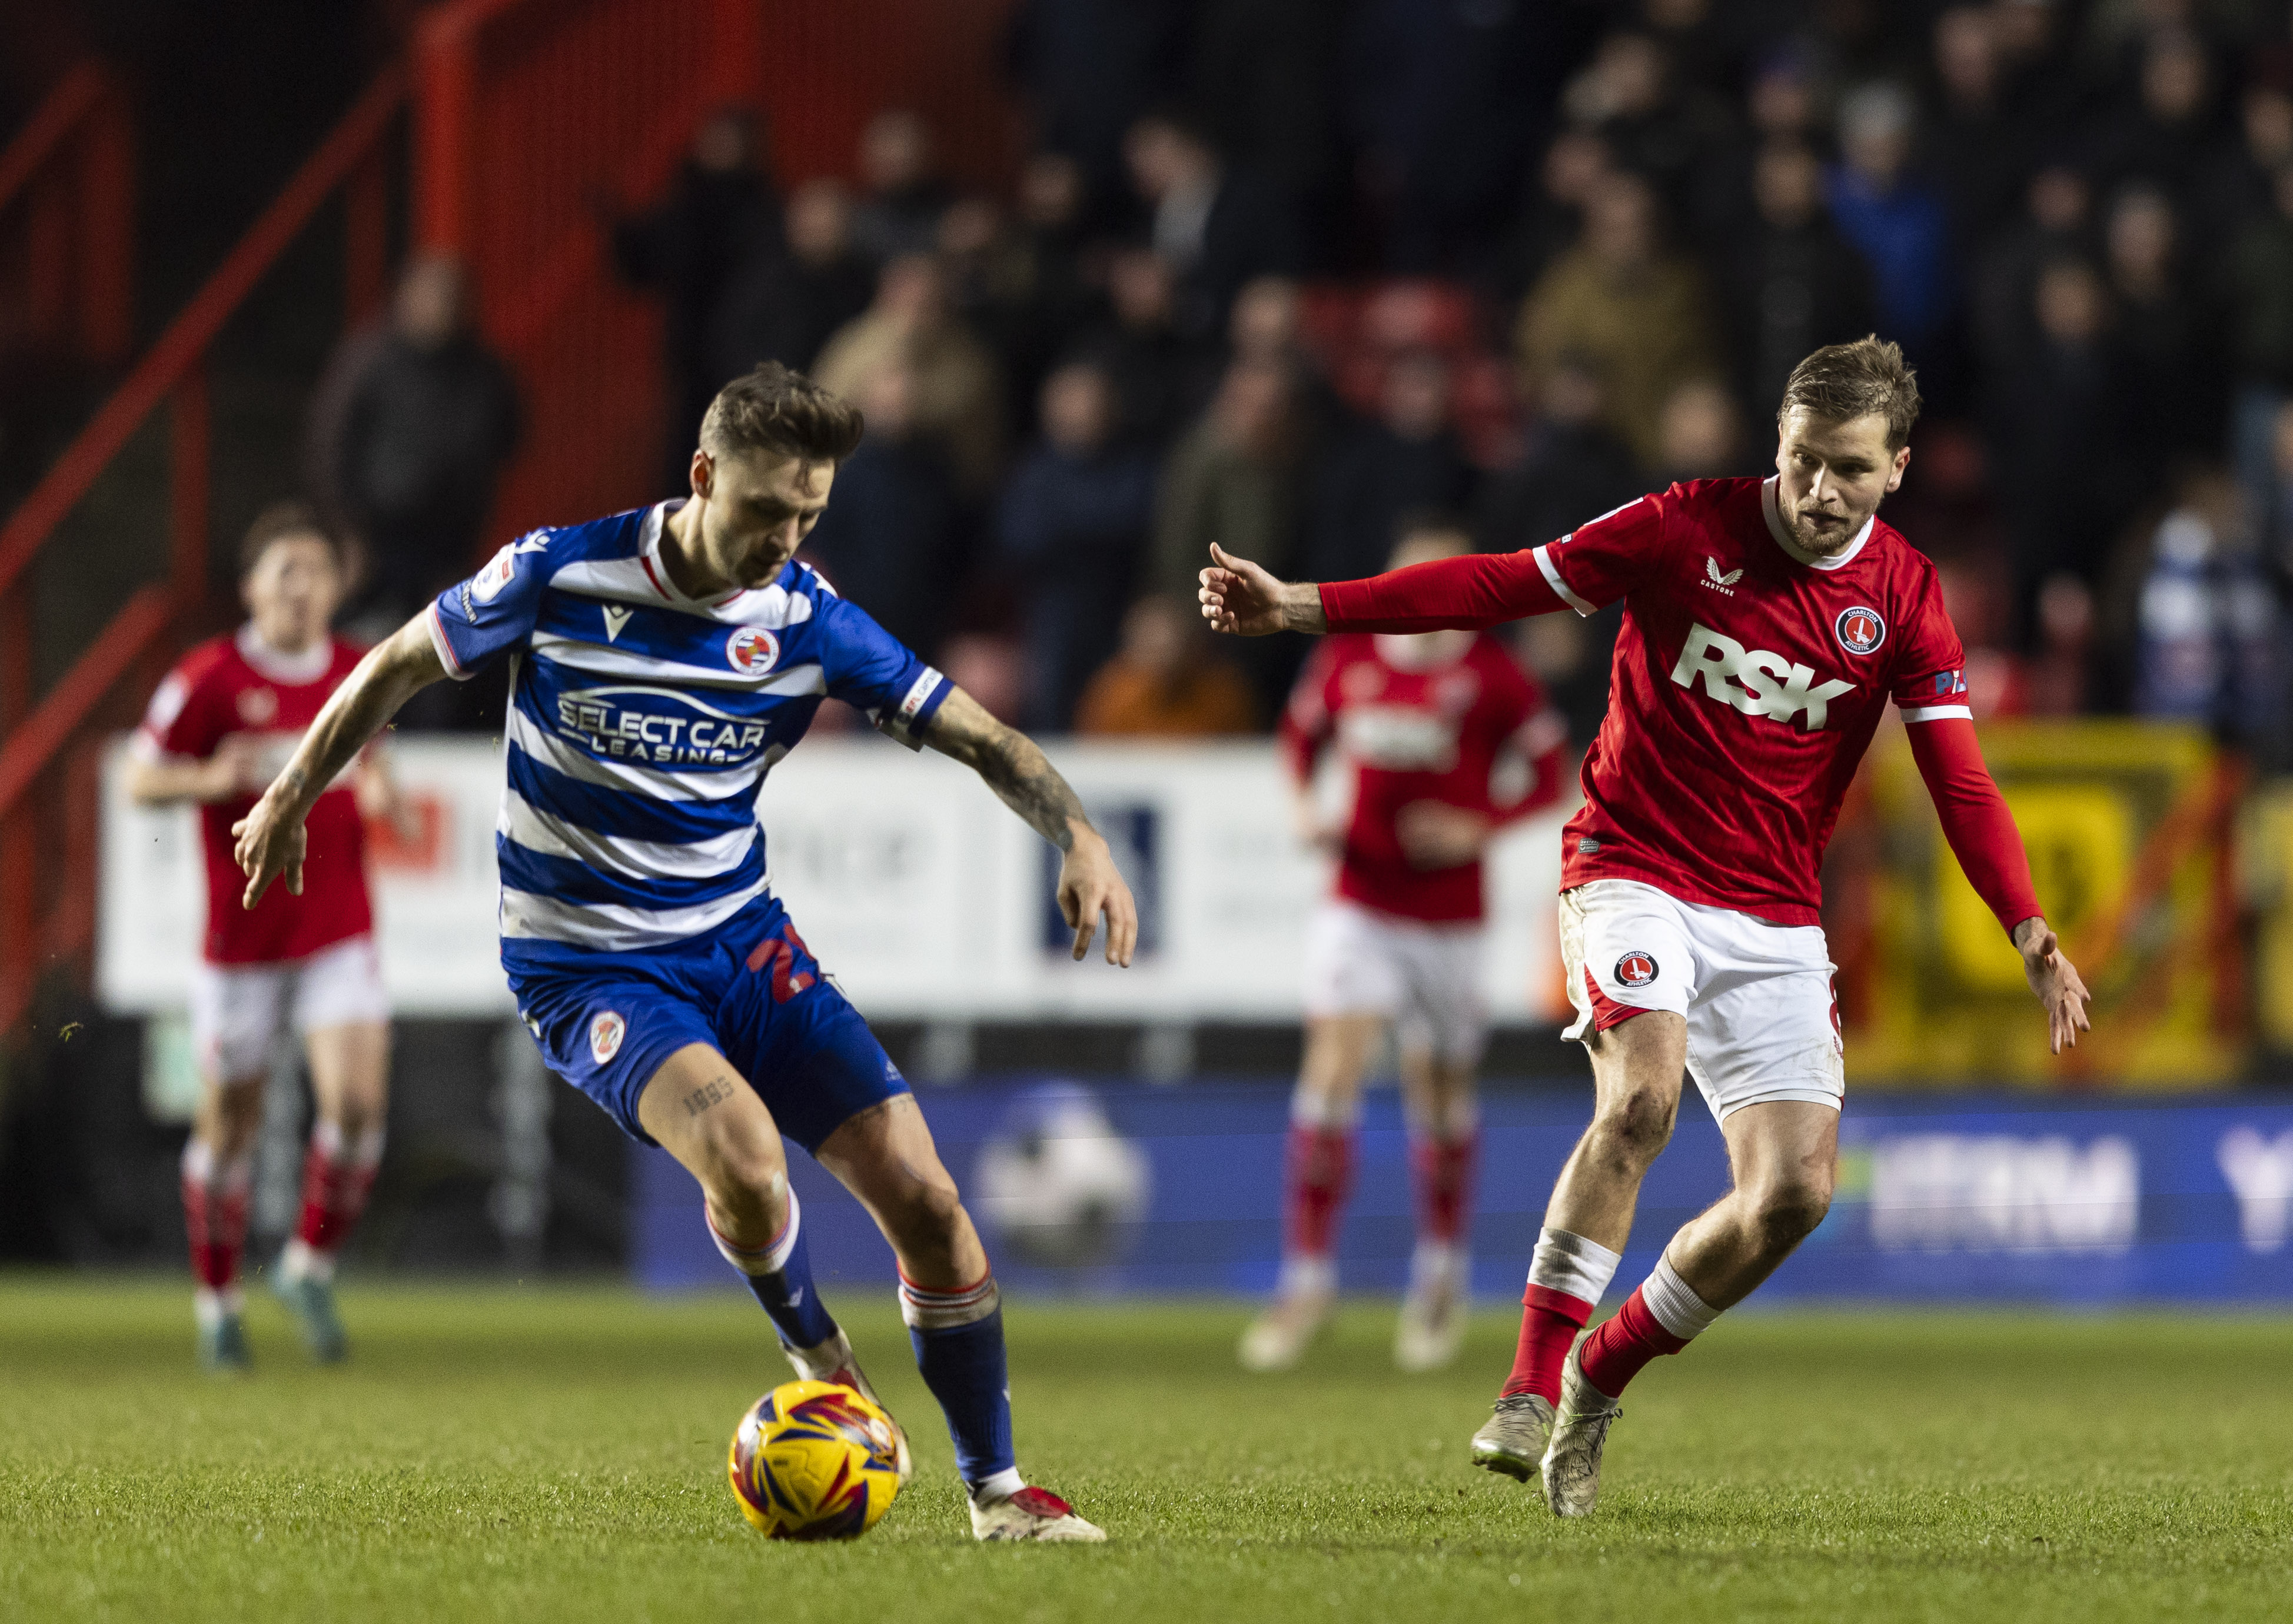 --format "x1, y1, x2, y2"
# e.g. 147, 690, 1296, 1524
727, 1379, 903, 1540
